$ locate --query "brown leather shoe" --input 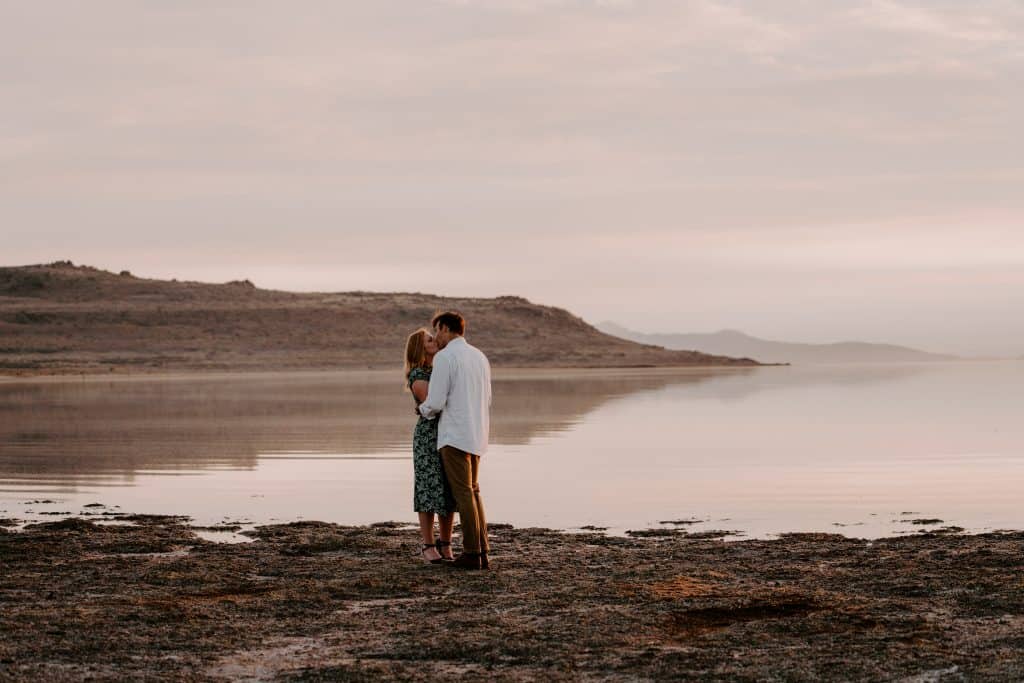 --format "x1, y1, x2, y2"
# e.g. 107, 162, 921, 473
449, 553, 482, 570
